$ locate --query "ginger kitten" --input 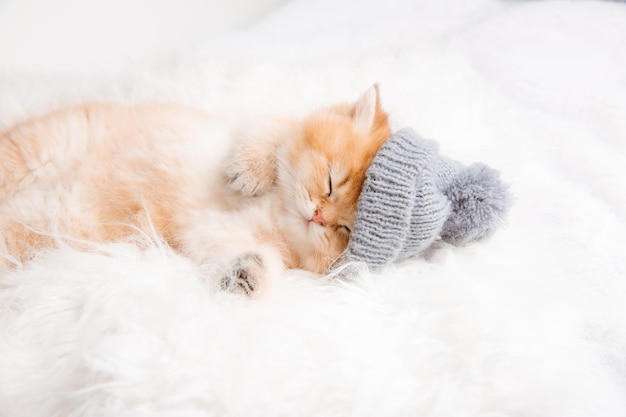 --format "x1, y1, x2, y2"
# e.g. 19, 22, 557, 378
0, 86, 391, 294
